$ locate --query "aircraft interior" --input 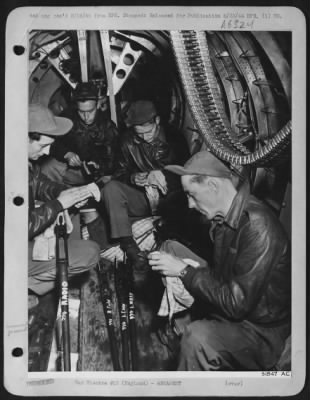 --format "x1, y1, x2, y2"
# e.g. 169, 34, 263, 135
28, 29, 292, 372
